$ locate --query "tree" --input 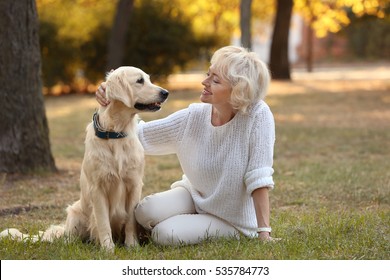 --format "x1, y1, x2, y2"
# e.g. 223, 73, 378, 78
344, 11, 390, 59
294, 0, 388, 71
36, 0, 117, 89
240, 0, 253, 49
124, 0, 202, 80
176, 0, 238, 47
0, 0, 56, 173
269, 0, 293, 80
106, 0, 134, 71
